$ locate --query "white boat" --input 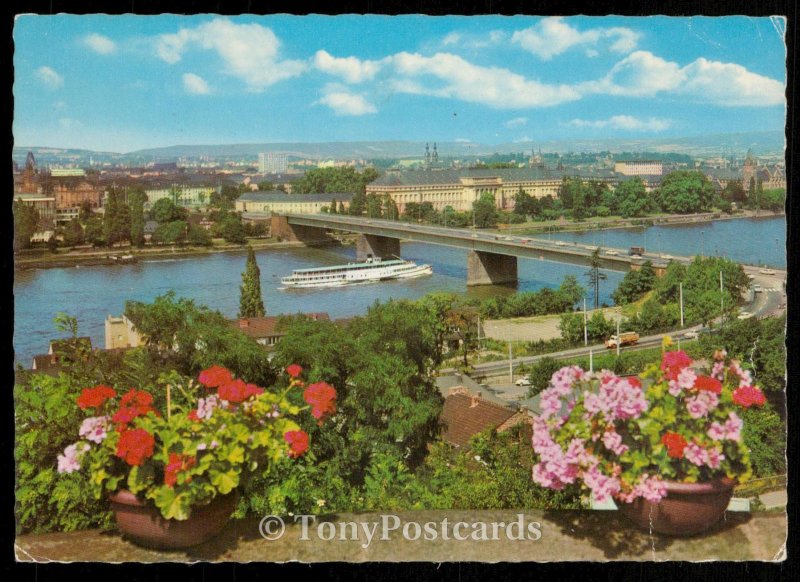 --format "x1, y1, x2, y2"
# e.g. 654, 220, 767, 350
281, 256, 433, 288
